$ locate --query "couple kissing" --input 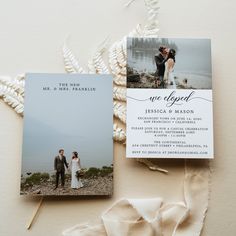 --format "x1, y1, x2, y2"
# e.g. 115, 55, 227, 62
155, 46, 176, 89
